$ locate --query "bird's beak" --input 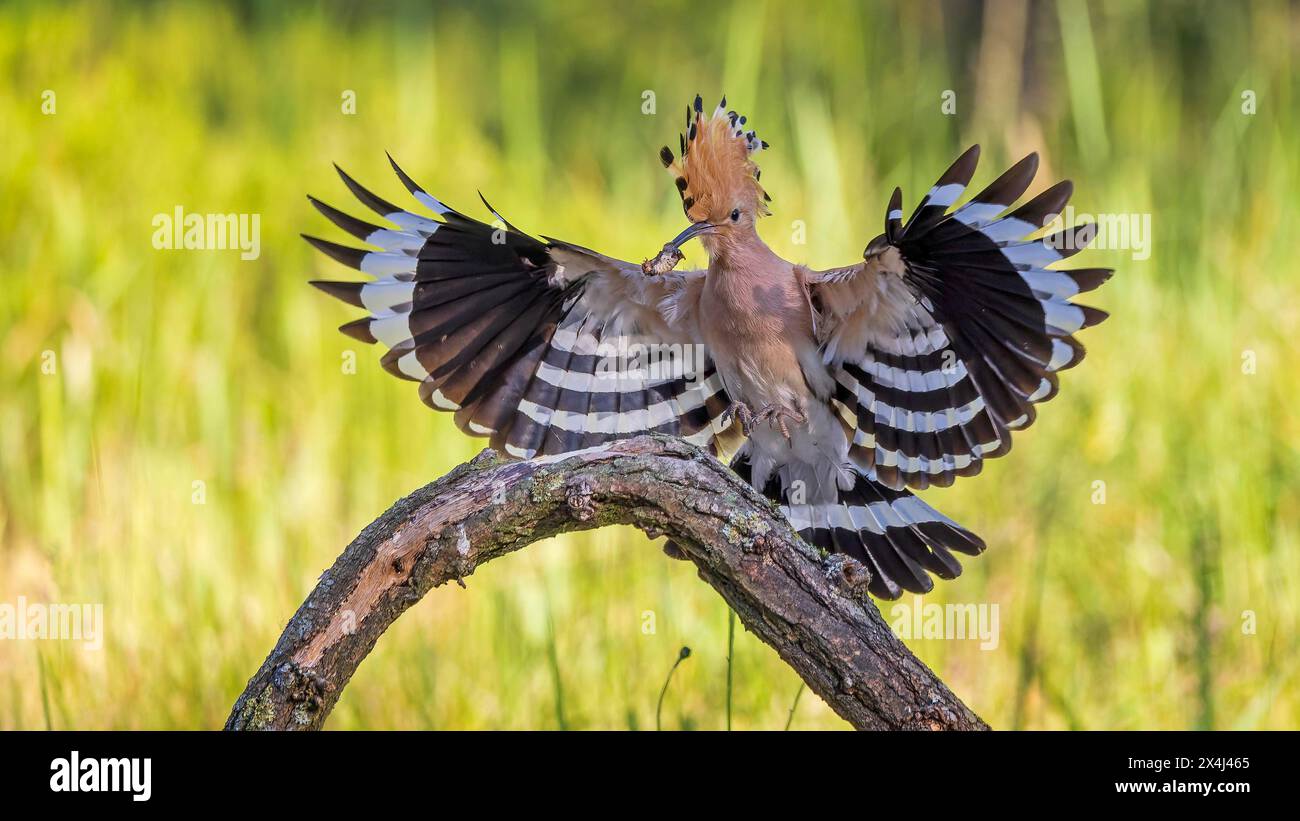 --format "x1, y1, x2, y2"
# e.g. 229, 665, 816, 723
665, 221, 718, 252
